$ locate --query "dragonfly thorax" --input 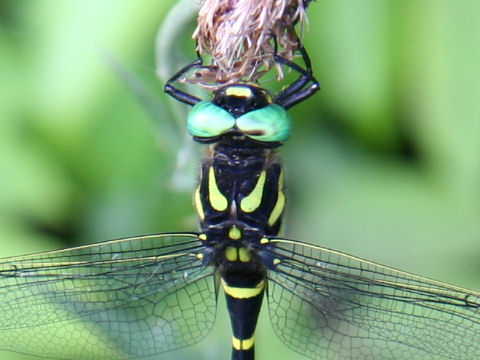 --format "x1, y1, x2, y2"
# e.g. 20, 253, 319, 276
194, 140, 285, 244
212, 84, 271, 117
